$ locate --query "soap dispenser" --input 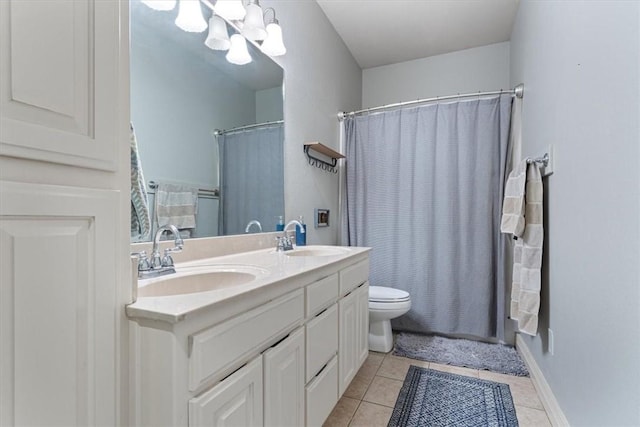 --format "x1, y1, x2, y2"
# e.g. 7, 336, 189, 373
296, 215, 307, 246
276, 215, 285, 231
